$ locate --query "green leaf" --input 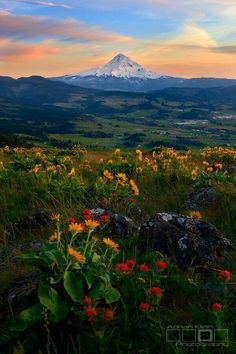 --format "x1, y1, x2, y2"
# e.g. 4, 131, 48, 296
63, 271, 84, 303
9, 304, 44, 332
38, 282, 69, 320
45, 250, 65, 266
104, 286, 120, 304
92, 253, 101, 264
83, 273, 94, 290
